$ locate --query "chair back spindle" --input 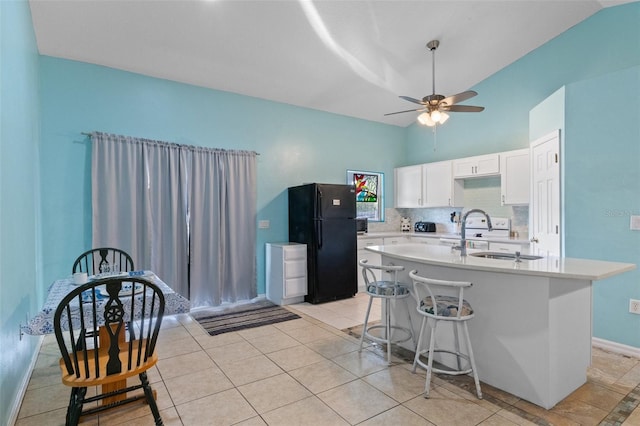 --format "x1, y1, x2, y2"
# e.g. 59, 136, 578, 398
72, 247, 135, 275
